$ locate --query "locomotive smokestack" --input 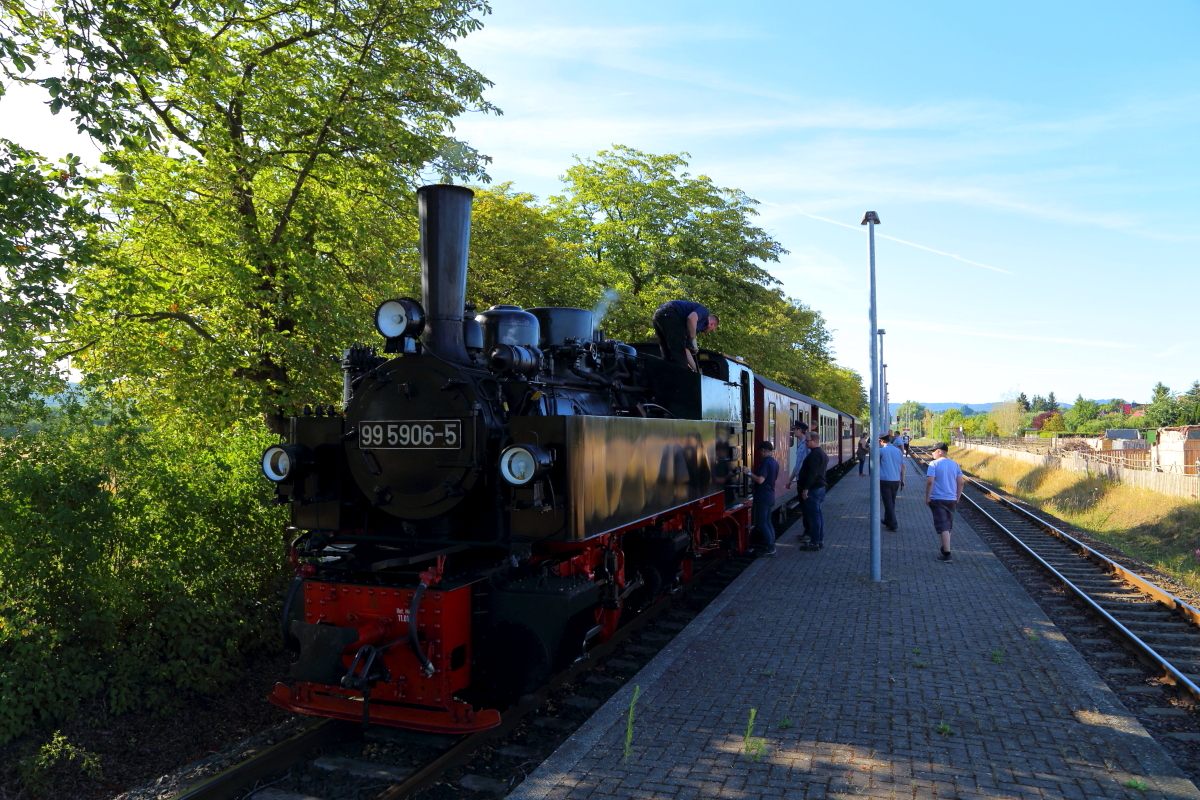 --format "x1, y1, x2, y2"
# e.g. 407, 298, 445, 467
418, 184, 474, 363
